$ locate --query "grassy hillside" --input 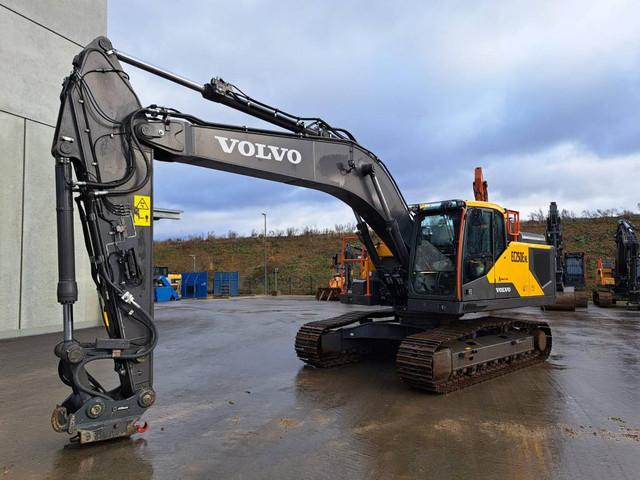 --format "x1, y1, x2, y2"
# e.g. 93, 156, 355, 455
154, 215, 640, 294
154, 233, 345, 294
